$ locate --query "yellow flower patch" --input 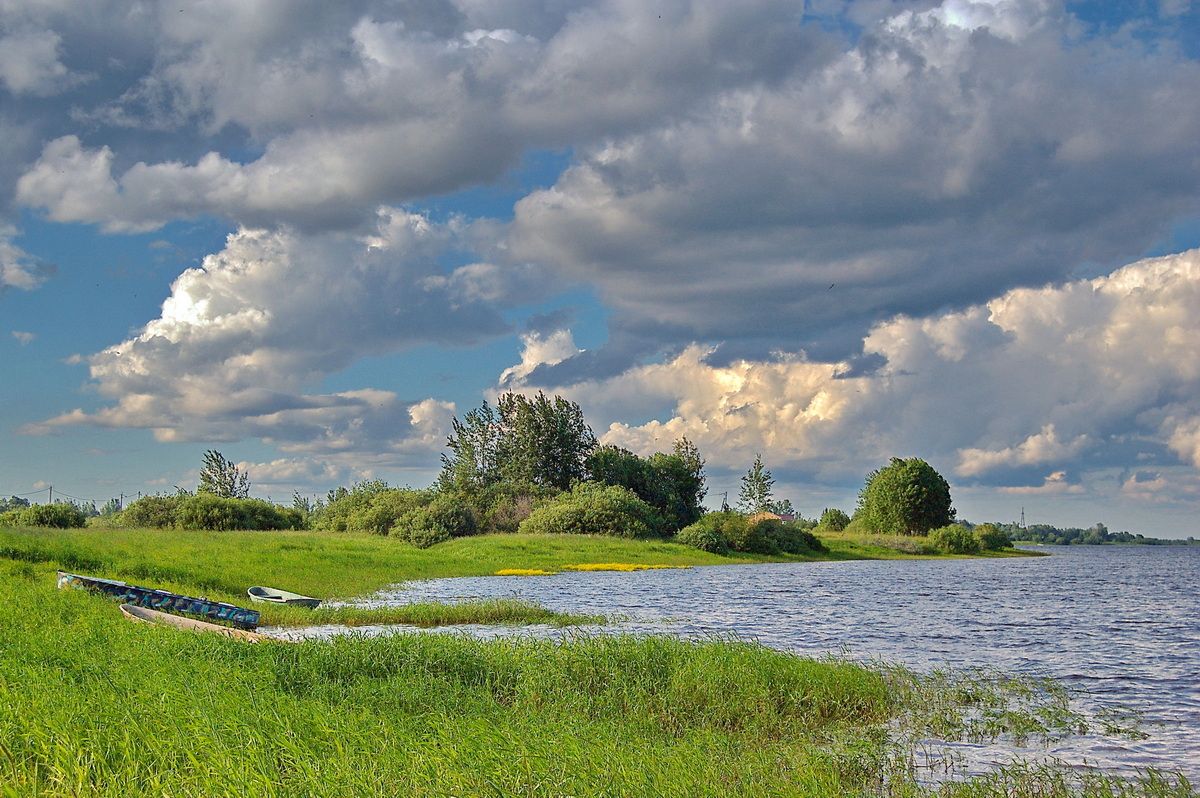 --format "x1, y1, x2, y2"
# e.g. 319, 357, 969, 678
561, 563, 692, 572
494, 568, 557, 576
